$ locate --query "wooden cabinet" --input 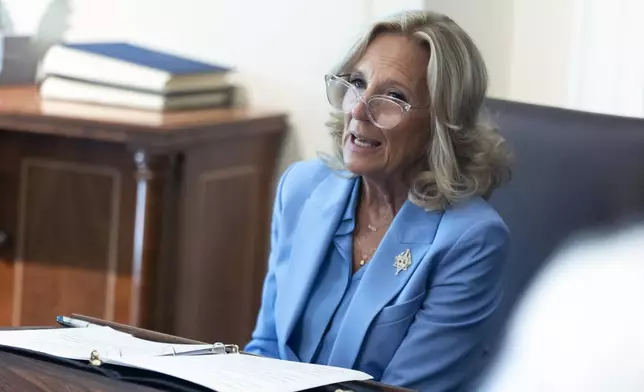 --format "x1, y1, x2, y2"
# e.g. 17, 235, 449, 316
0, 87, 287, 345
